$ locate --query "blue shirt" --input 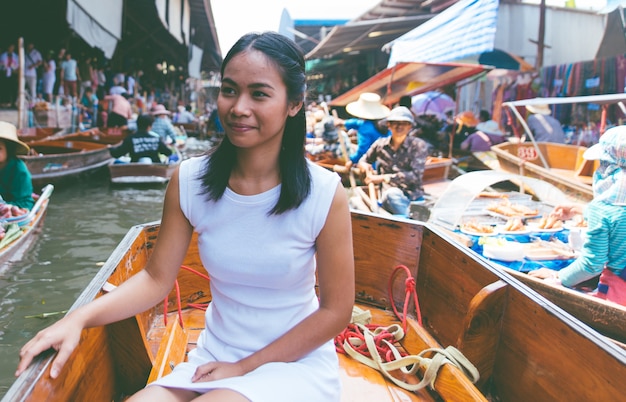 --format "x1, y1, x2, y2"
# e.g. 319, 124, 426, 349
151, 117, 178, 144
558, 200, 626, 287
344, 119, 389, 163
